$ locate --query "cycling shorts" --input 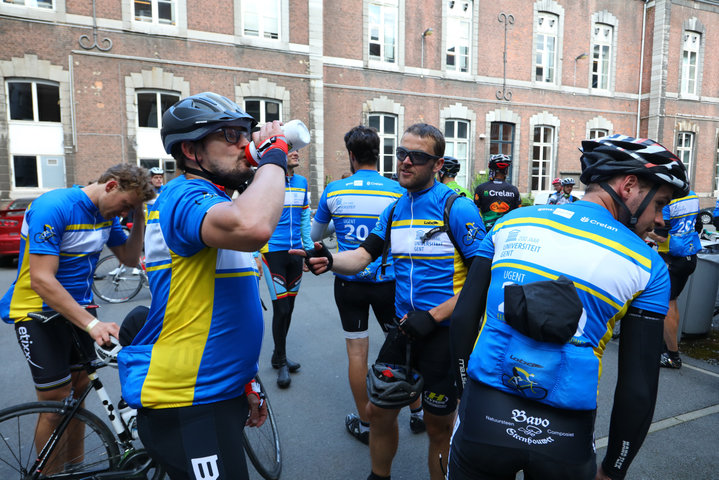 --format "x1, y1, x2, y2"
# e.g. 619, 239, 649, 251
375, 324, 457, 415
263, 251, 303, 300
333, 278, 395, 339
659, 253, 697, 300
448, 379, 596, 480
14, 315, 96, 391
137, 395, 251, 480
